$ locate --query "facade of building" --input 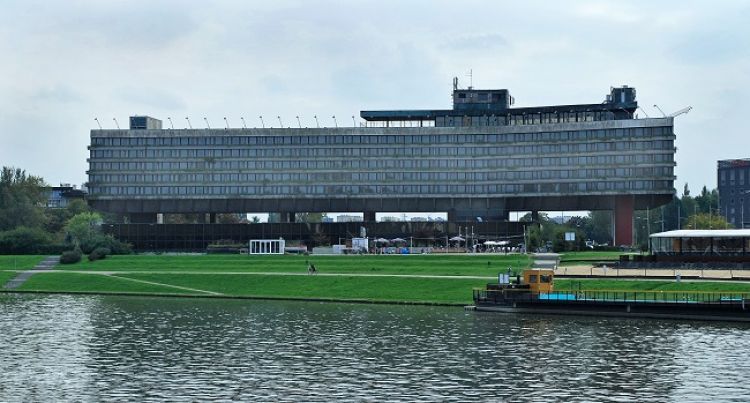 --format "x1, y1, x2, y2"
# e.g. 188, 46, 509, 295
88, 84, 676, 246
46, 184, 86, 209
718, 159, 750, 229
